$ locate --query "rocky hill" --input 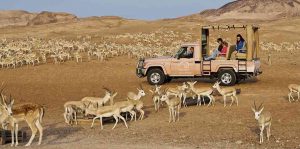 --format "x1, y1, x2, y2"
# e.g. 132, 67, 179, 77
0, 10, 77, 27
190, 0, 300, 21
